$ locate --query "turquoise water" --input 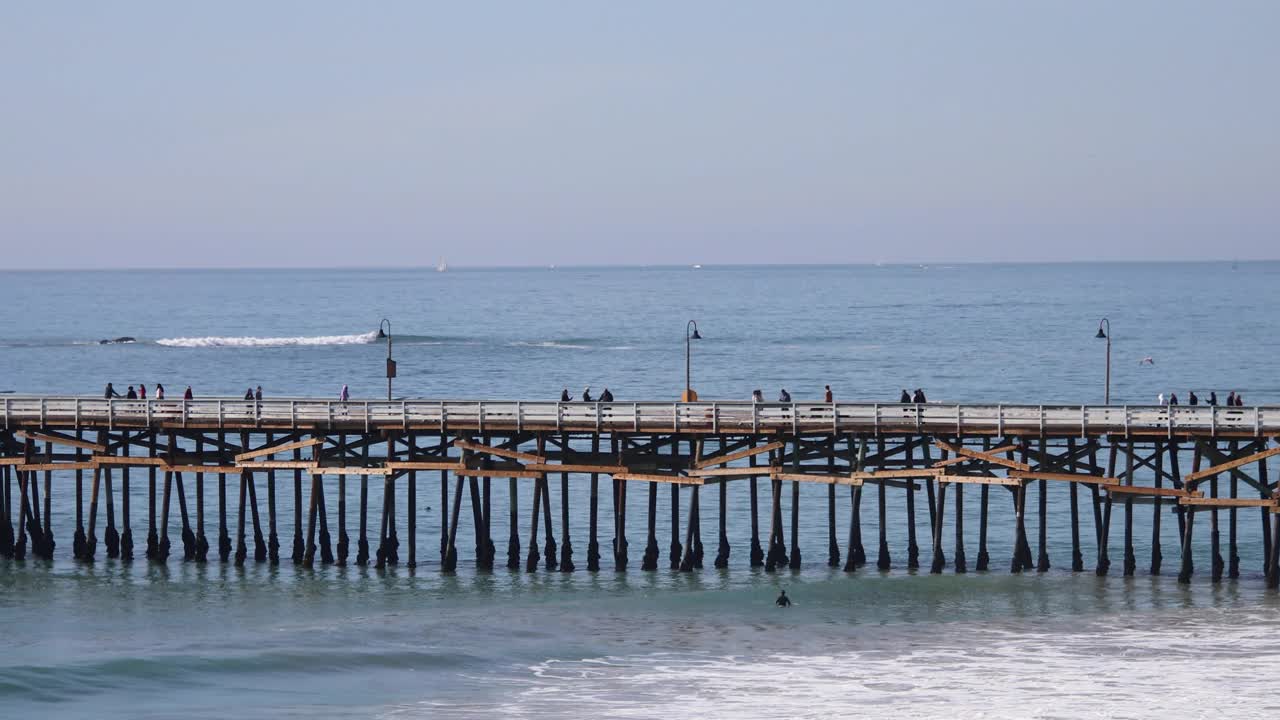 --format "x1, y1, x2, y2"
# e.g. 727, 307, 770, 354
2, 263, 1280, 718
